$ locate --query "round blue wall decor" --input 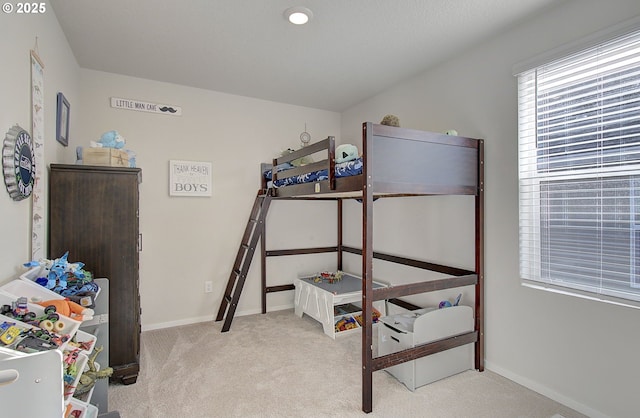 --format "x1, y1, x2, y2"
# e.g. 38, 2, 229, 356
3, 124, 36, 201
